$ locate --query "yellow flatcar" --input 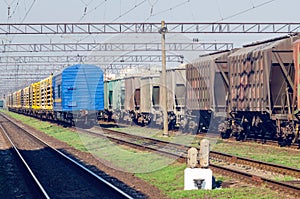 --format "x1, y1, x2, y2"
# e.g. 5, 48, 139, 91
31, 82, 41, 110
16, 90, 22, 108
40, 75, 53, 110
22, 86, 30, 109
